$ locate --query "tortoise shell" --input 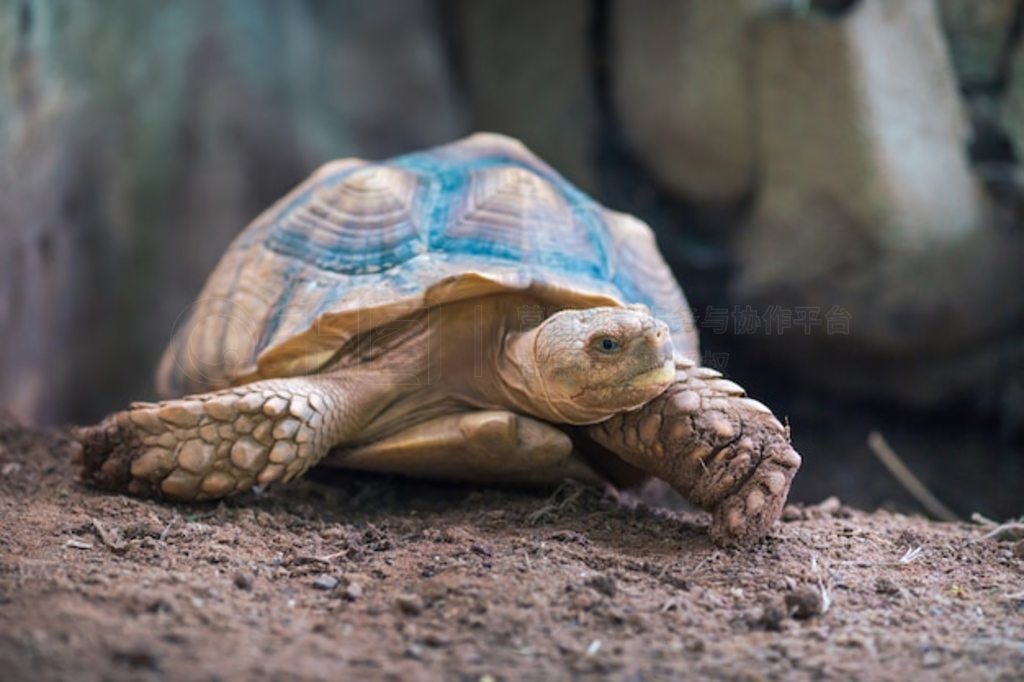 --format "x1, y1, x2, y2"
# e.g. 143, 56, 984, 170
158, 133, 697, 397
